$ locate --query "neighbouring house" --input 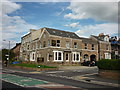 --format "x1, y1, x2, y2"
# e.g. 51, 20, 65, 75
20, 27, 111, 65
109, 36, 120, 59
11, 43, 21, 60
90, 33, 111, 60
